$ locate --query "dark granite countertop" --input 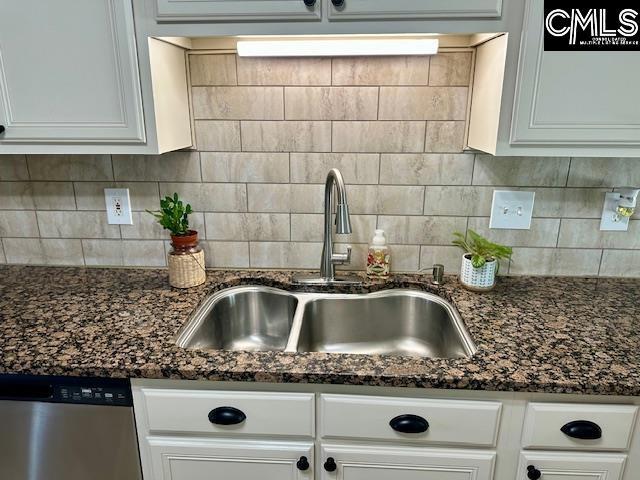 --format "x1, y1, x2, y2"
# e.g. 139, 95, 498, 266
0, 265, 639, 395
